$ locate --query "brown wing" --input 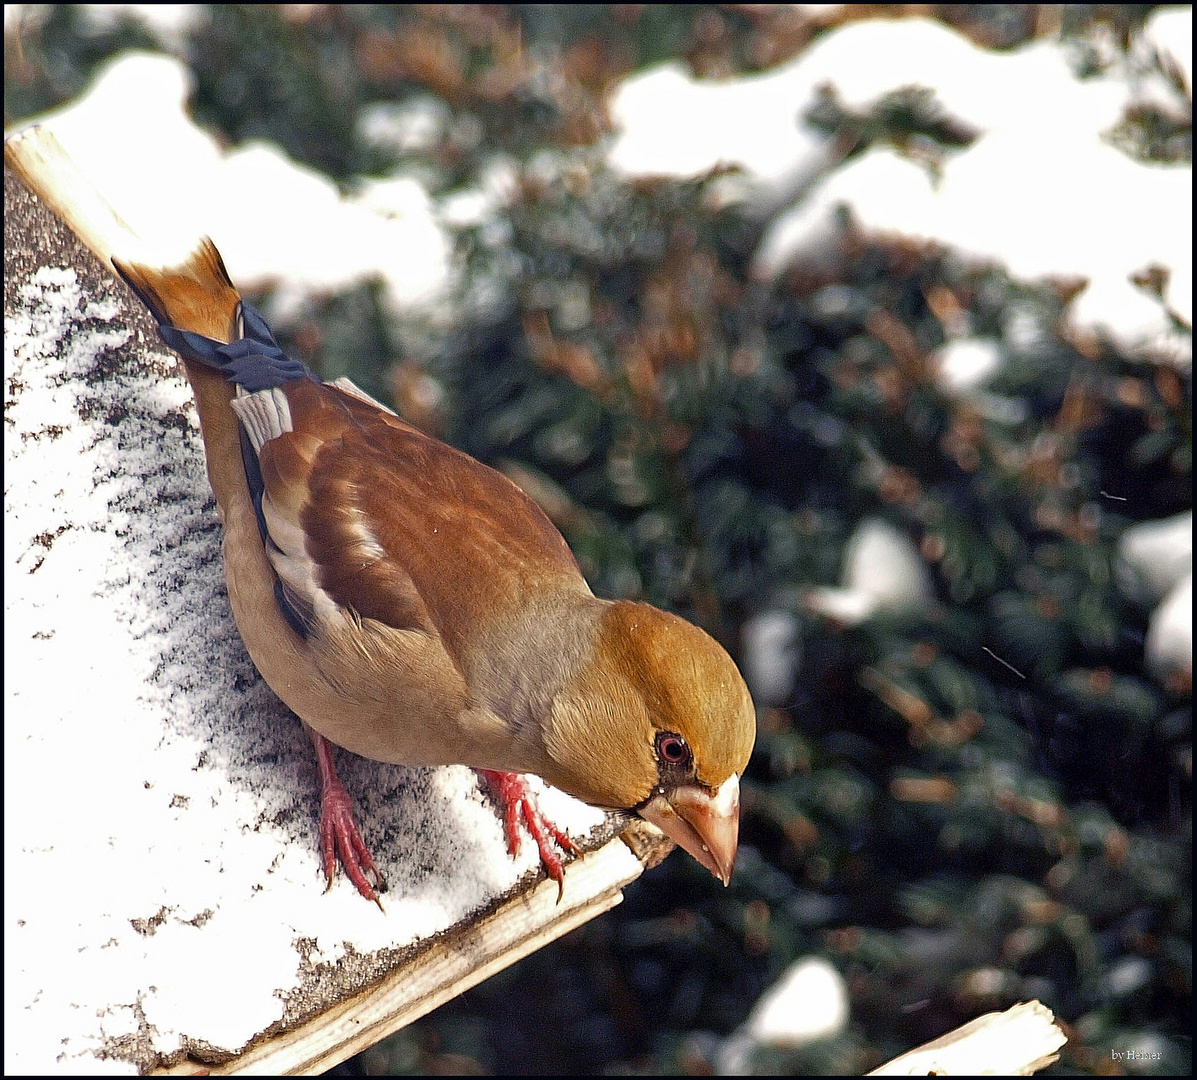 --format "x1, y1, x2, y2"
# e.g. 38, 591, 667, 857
255, 378, 588, 661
